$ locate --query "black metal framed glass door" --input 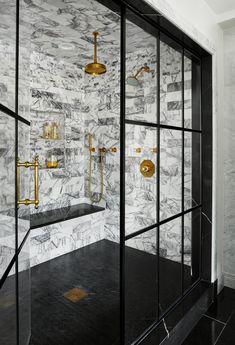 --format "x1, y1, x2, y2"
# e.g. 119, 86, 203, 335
0, 0, 31, 344
120, 3, 204, 344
